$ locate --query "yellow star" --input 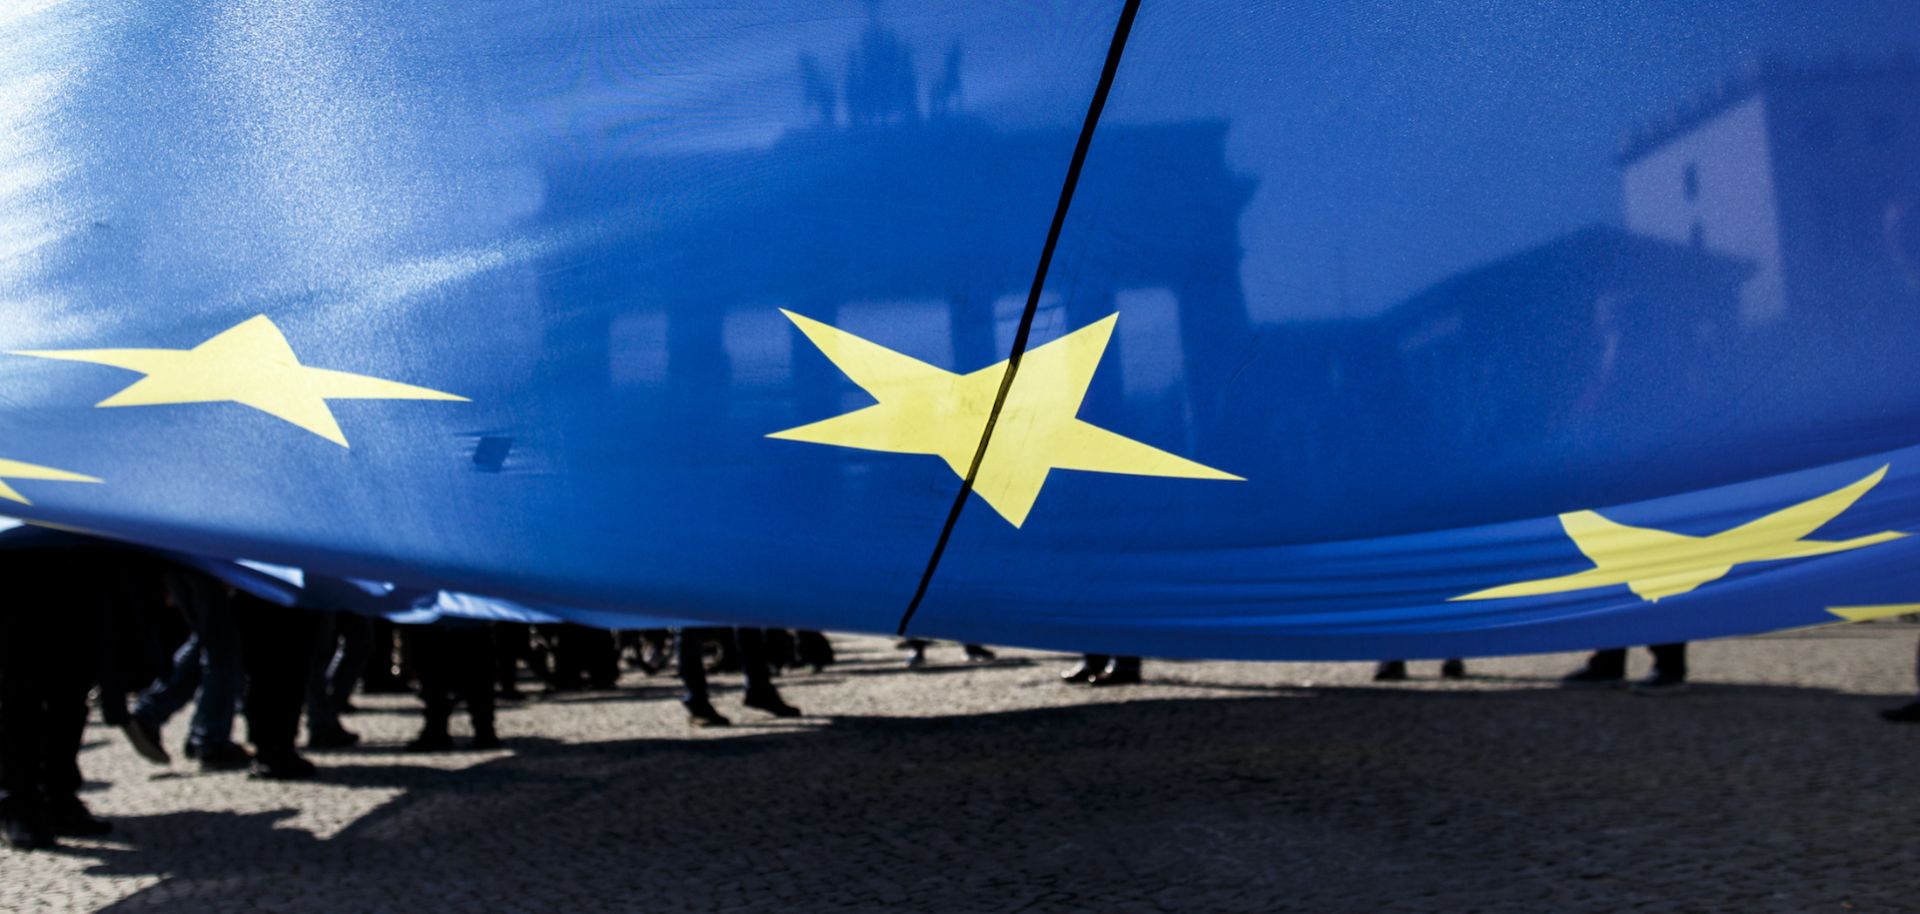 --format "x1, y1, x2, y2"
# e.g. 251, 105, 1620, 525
0, 457, 101, 505
11, 314, 468, 447
1454, 465, 1906, 603
769, 310, 1241, 527
1827, 604, 1920, 623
